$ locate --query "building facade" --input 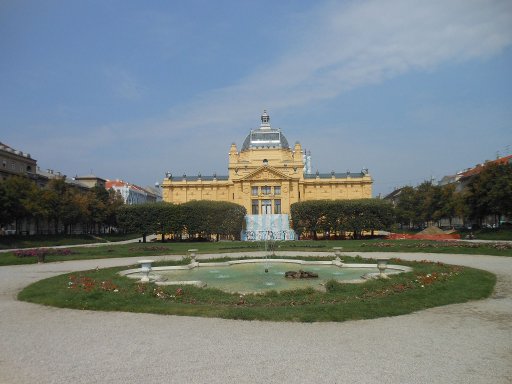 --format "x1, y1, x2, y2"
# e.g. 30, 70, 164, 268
161, 111, 372, 215
74, 175, 107, 189
106, 179, 161, 205
0, 142, 37, 182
